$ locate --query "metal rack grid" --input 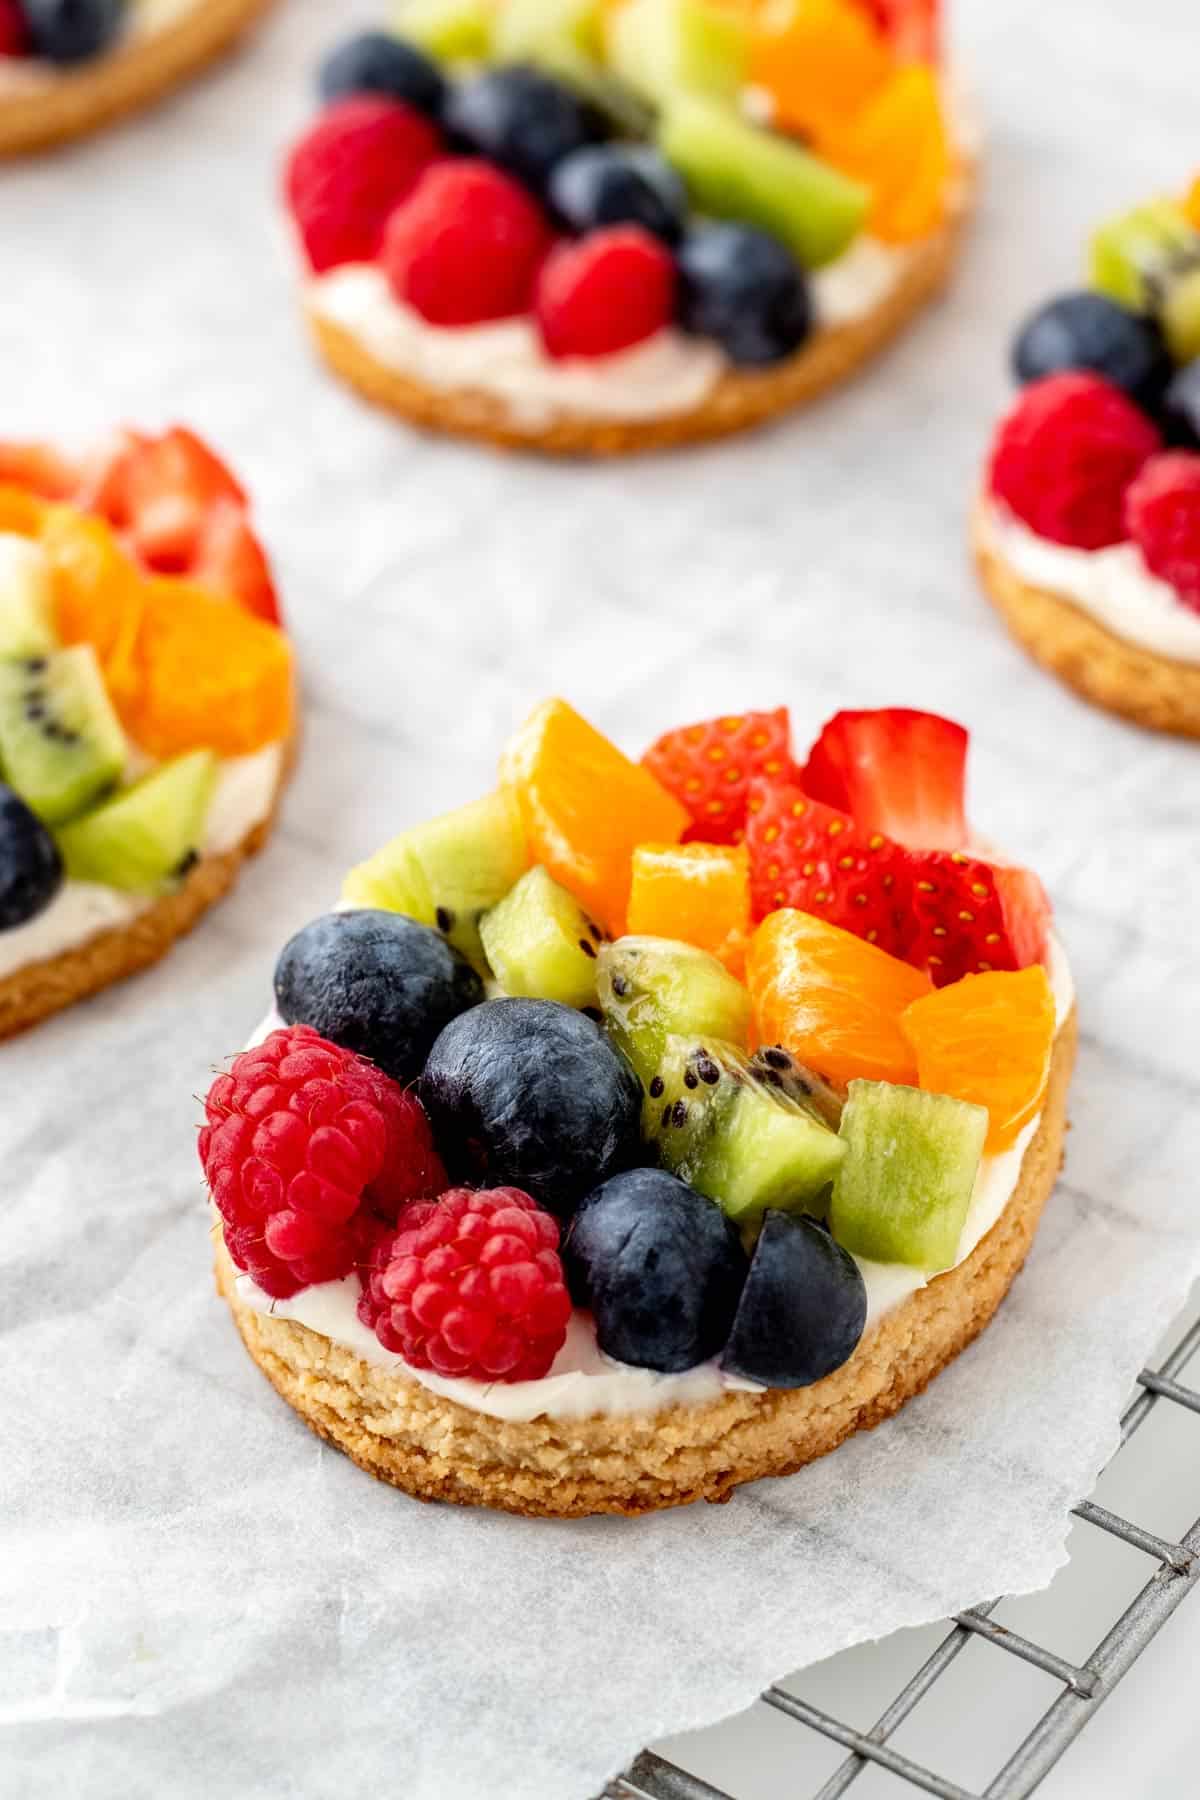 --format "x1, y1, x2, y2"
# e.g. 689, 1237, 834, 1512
604, 1308, 1200, 1800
